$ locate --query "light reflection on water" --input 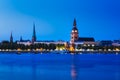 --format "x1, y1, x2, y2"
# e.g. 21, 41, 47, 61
0, 53, 120, 80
